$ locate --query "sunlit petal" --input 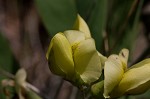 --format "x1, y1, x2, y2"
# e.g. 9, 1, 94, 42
74, 38, 101, 84
97, 51, 107, 67
63, 30, 85, 45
